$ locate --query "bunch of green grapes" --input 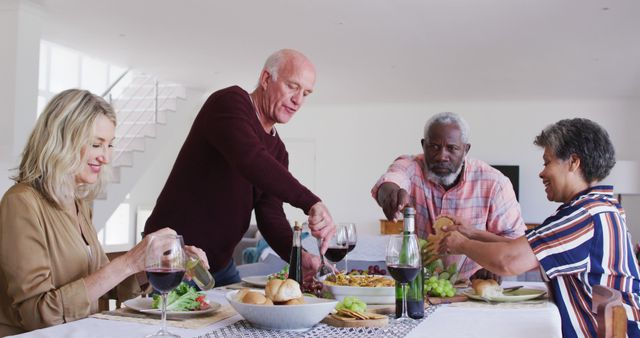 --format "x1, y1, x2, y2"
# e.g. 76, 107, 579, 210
424, 276, 455, 298
336, 296, 367, 314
